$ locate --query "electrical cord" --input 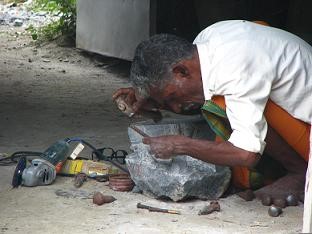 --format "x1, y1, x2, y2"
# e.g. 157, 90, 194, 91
0, 151, 42, 166
66, 137, 129, 174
